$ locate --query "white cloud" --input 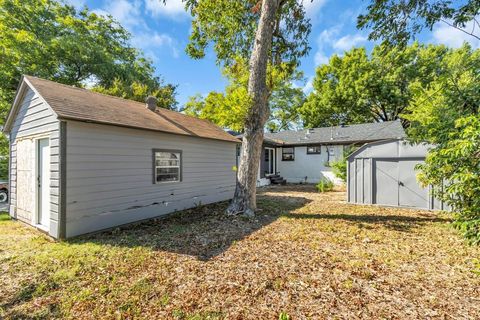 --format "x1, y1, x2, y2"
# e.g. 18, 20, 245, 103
134, 32, 179, 58
102, 0, 143, 29
312, 22, 369, 66
93, 1, 179, 59
333, 34, 367, 51
313, 26, 341, 65
301, 0, 328, 18
145, 0, 188, 19
93, 0, 145, 30
432, 20, 480, 48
